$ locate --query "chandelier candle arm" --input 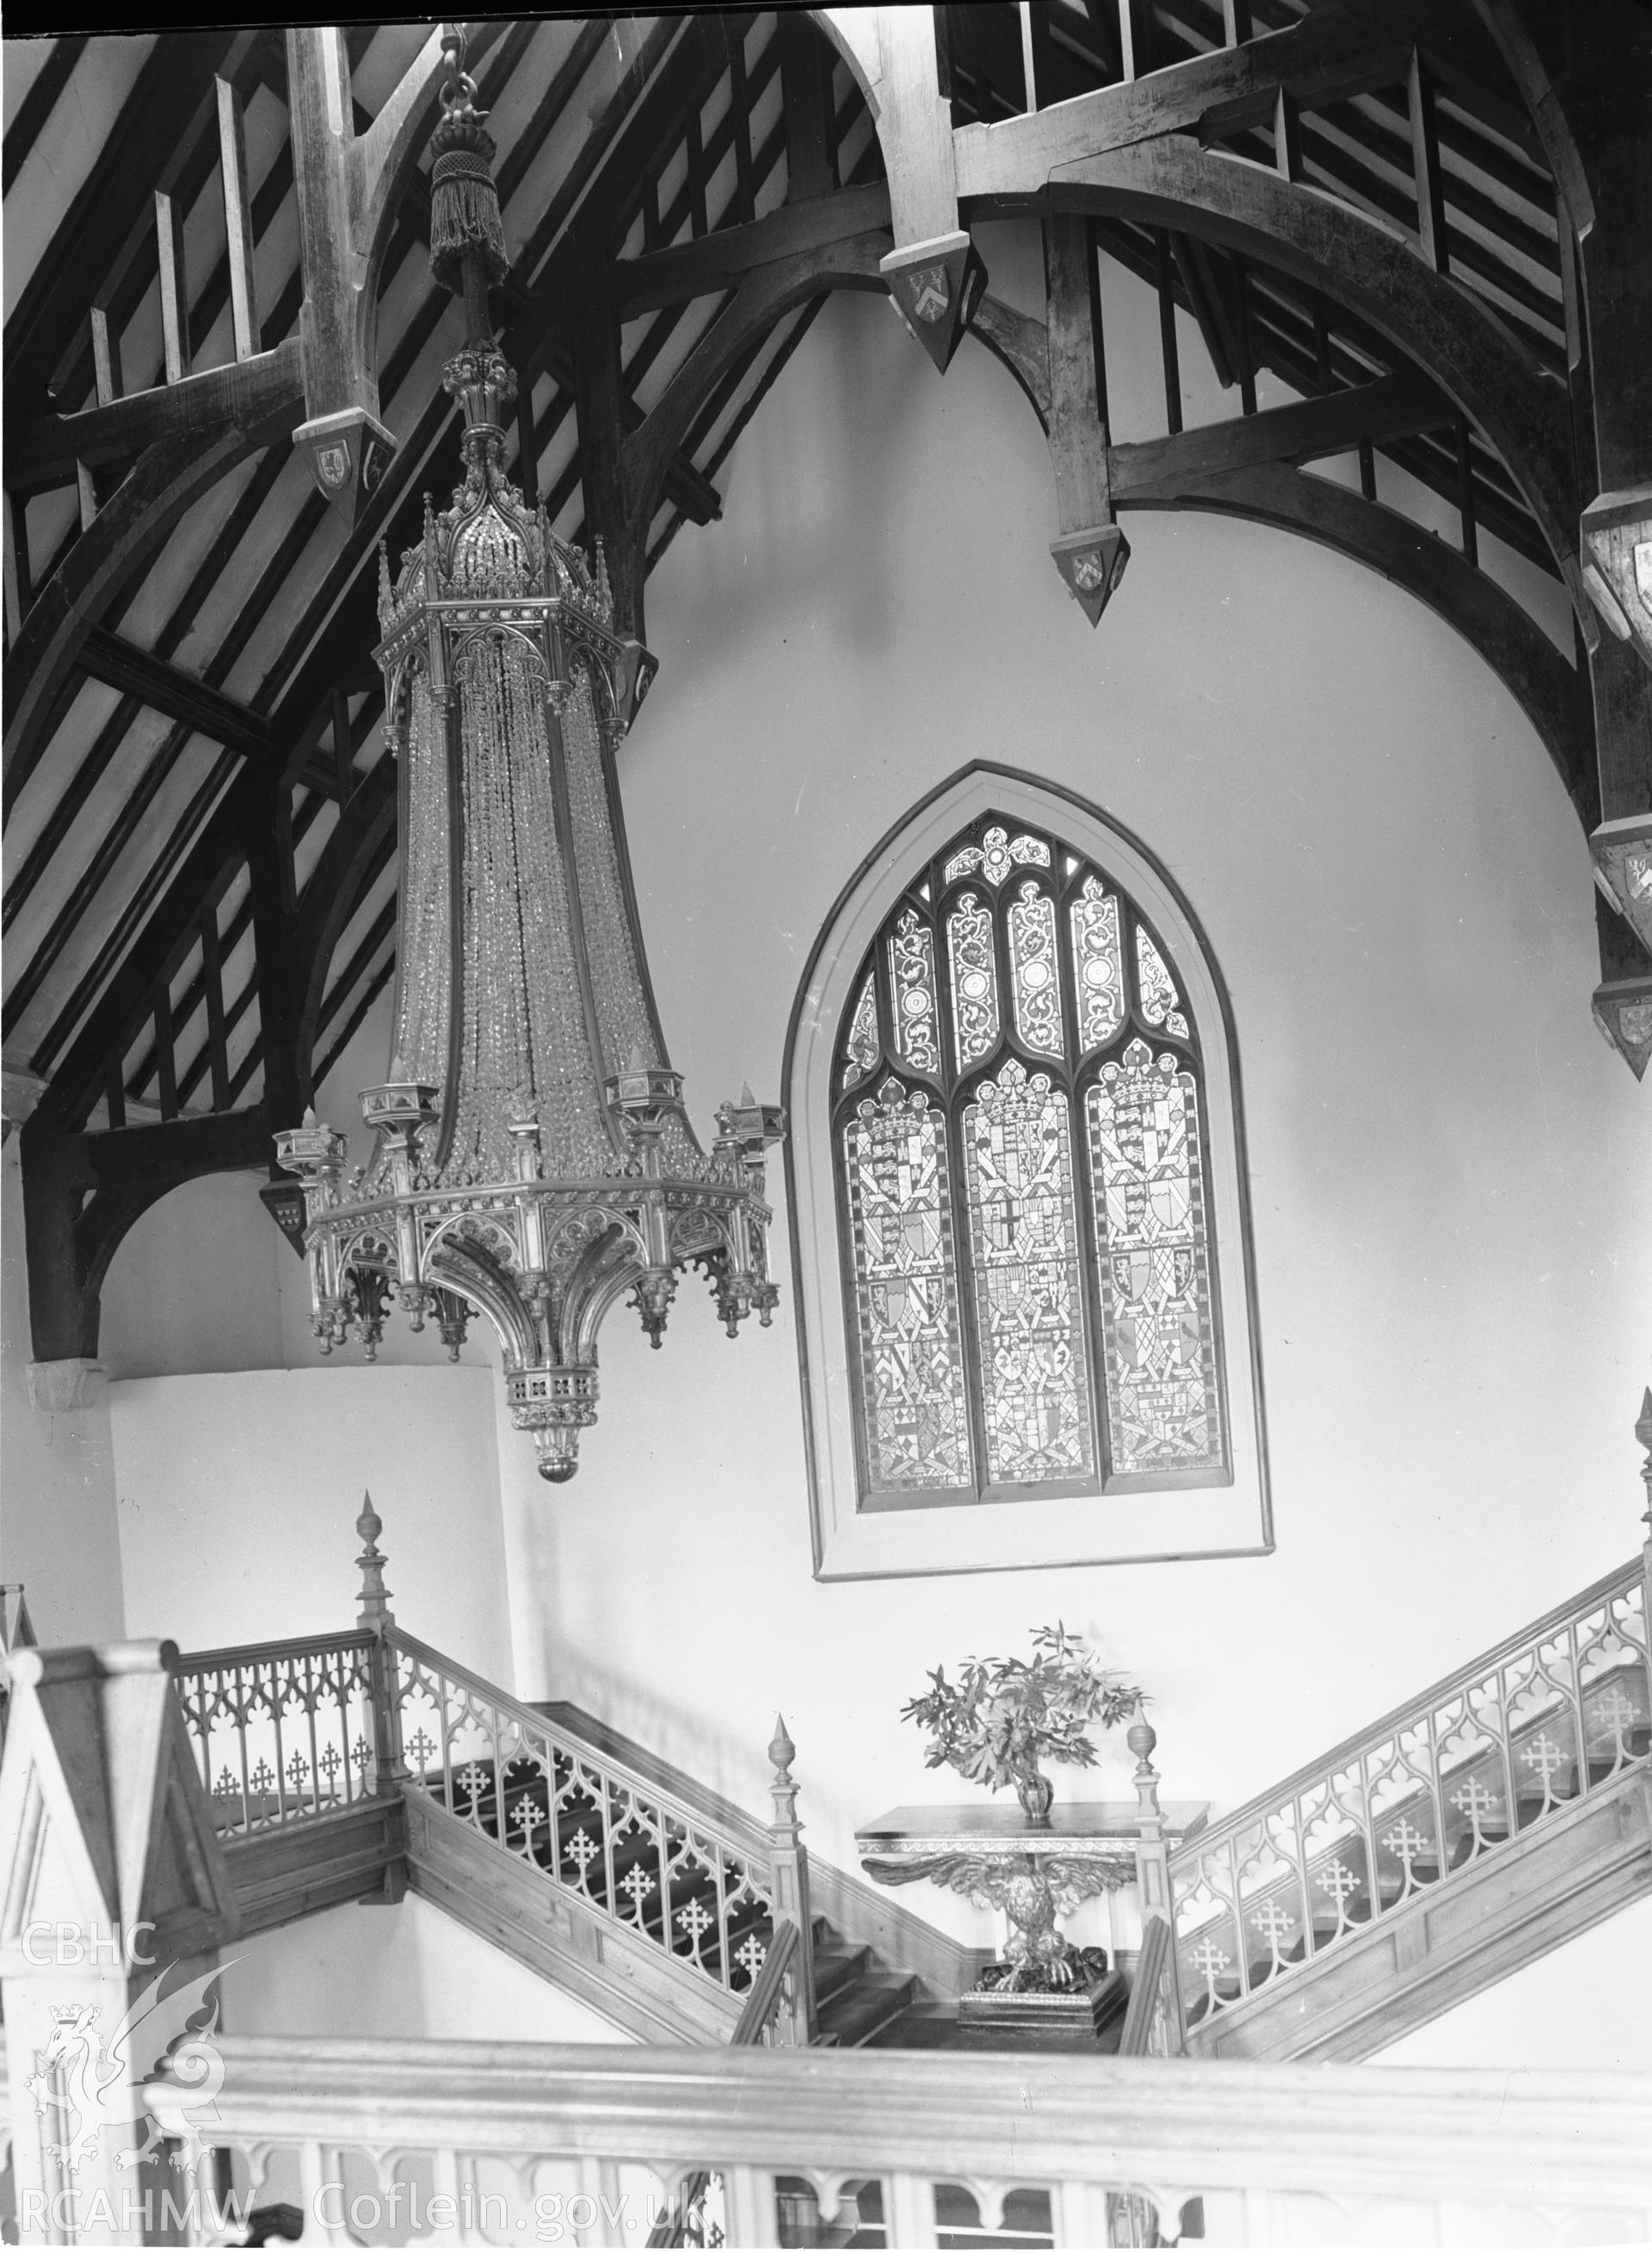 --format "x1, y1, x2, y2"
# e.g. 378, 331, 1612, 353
275, 32, 785, 1482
